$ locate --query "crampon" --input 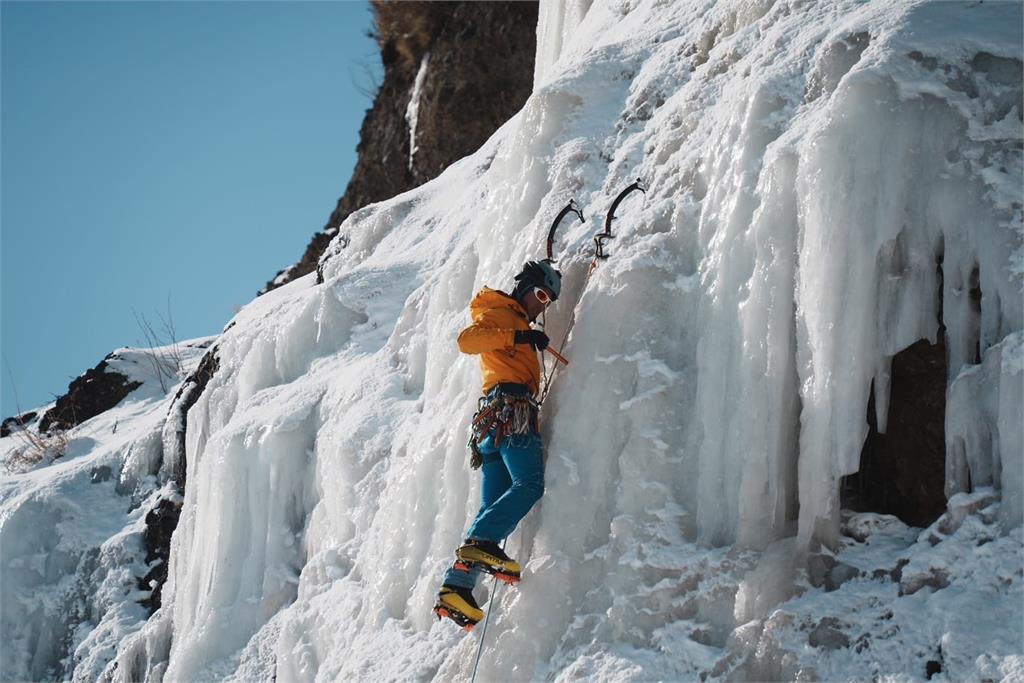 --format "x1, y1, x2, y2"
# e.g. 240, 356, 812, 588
453, 559, 521, 585
454, 540, 522, 585
433, 601, 479, 632
434, 585, 483, 632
